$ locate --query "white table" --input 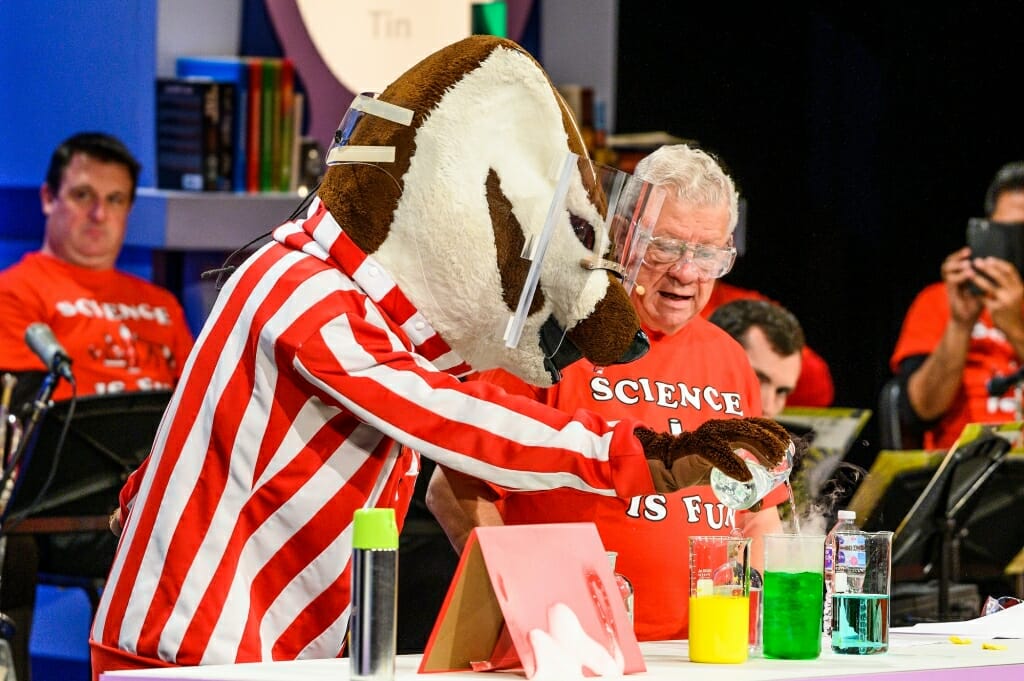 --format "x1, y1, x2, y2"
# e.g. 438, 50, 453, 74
101, 635, 1024, 681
